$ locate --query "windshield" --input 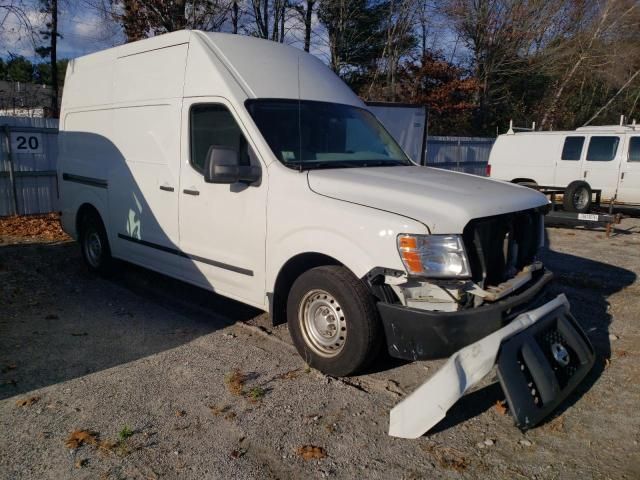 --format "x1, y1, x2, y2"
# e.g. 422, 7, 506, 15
245, 99, 412, 169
